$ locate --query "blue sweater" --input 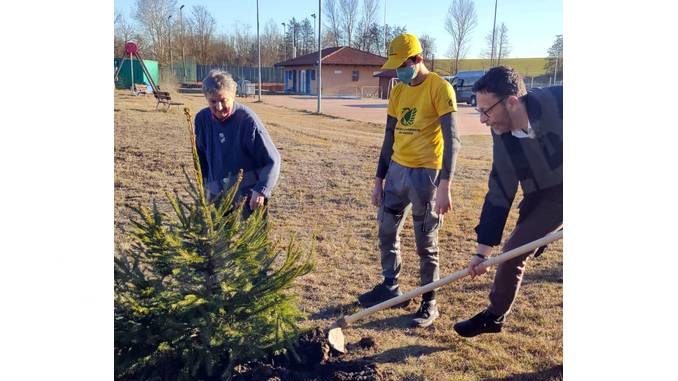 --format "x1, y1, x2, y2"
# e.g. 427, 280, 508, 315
194, 103, 281, 200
